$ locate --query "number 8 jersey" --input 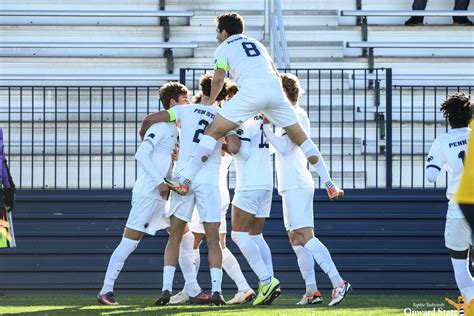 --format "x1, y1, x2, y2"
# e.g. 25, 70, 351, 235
168, 104, 223, 185
214, 34, 276, 87
426, 127, 470, 200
